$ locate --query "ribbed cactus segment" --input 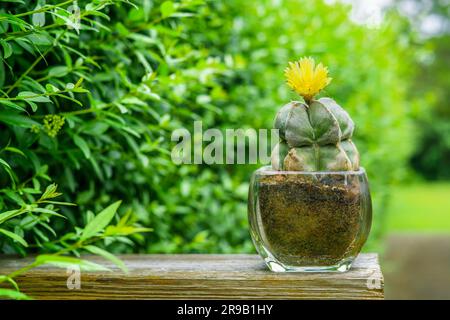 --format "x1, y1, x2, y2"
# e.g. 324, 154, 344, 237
283, 145, 352, 171
340, 140, 359, 170
271, 98, 359, 172
274, 102, 314, 147
318, 97, 354, 140
308, 100, 341, 145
